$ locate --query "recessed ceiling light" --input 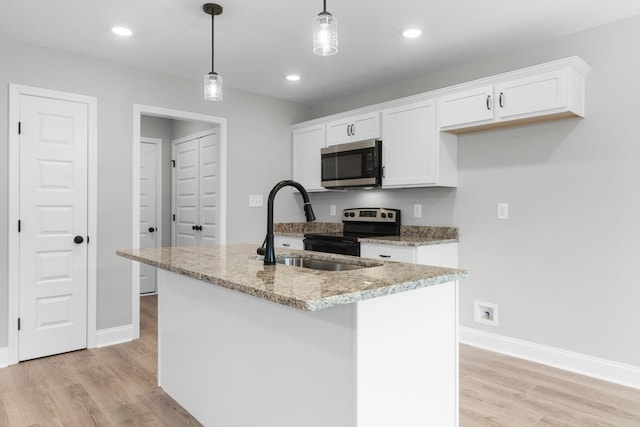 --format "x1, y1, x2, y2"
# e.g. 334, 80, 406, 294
112, 26, 133, 37
286, 75, 301, 82
402, 28, 422, 39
